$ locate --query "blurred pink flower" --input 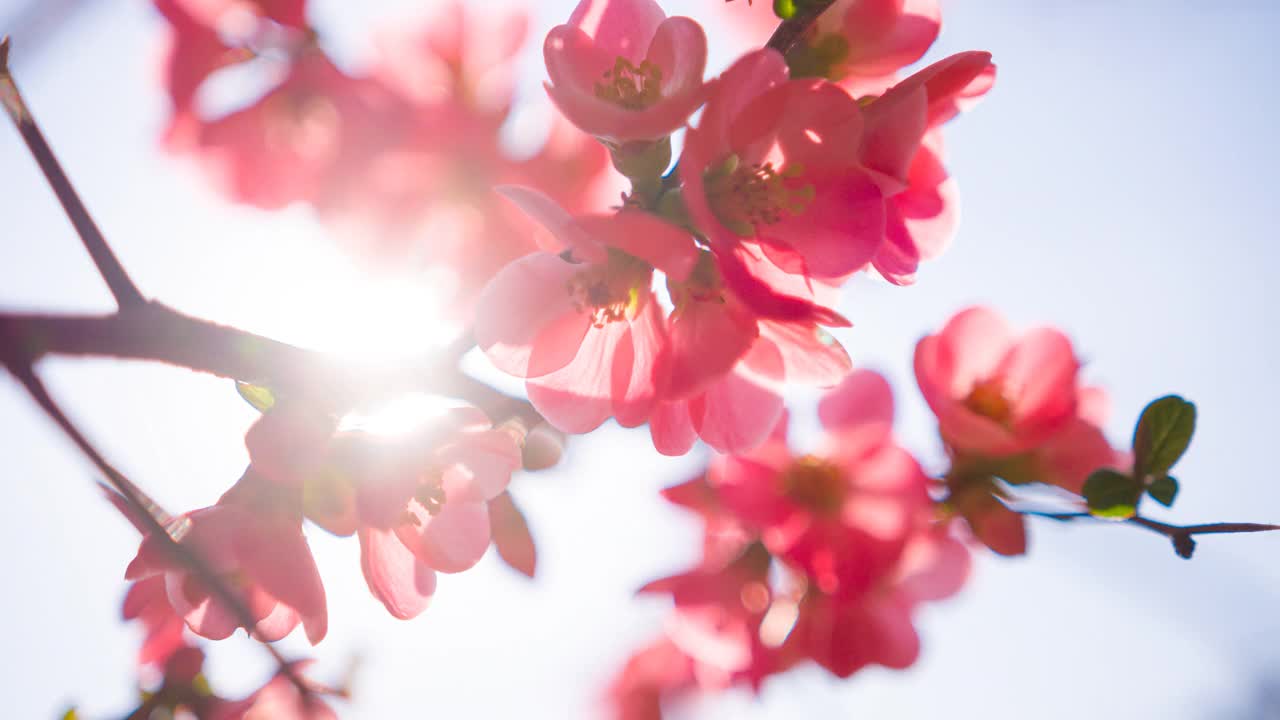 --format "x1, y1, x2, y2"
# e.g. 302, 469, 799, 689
708, 371, 929, 598
915, 306, 1080, 458
125, 499, 329, 645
